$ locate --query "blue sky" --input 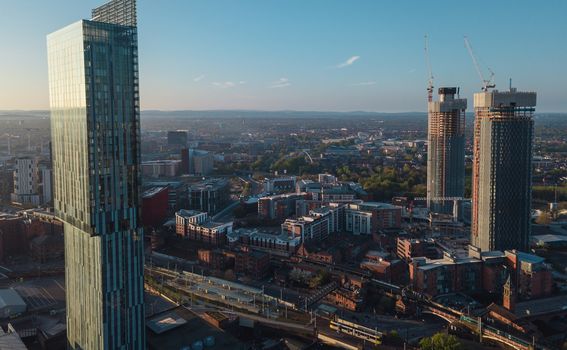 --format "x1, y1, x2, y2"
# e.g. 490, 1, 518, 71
0, 0, 566, 111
